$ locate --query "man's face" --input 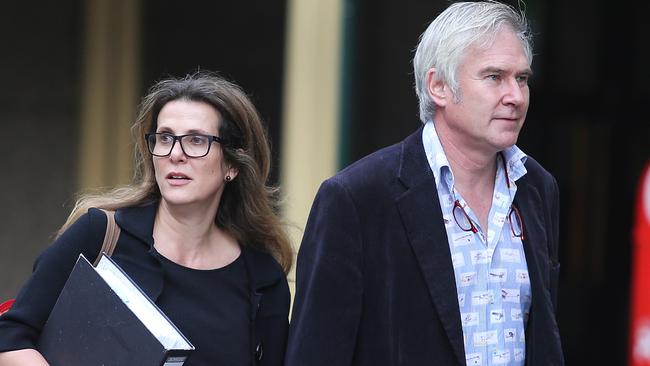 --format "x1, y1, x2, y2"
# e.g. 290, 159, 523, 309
440, 27, 531, 155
